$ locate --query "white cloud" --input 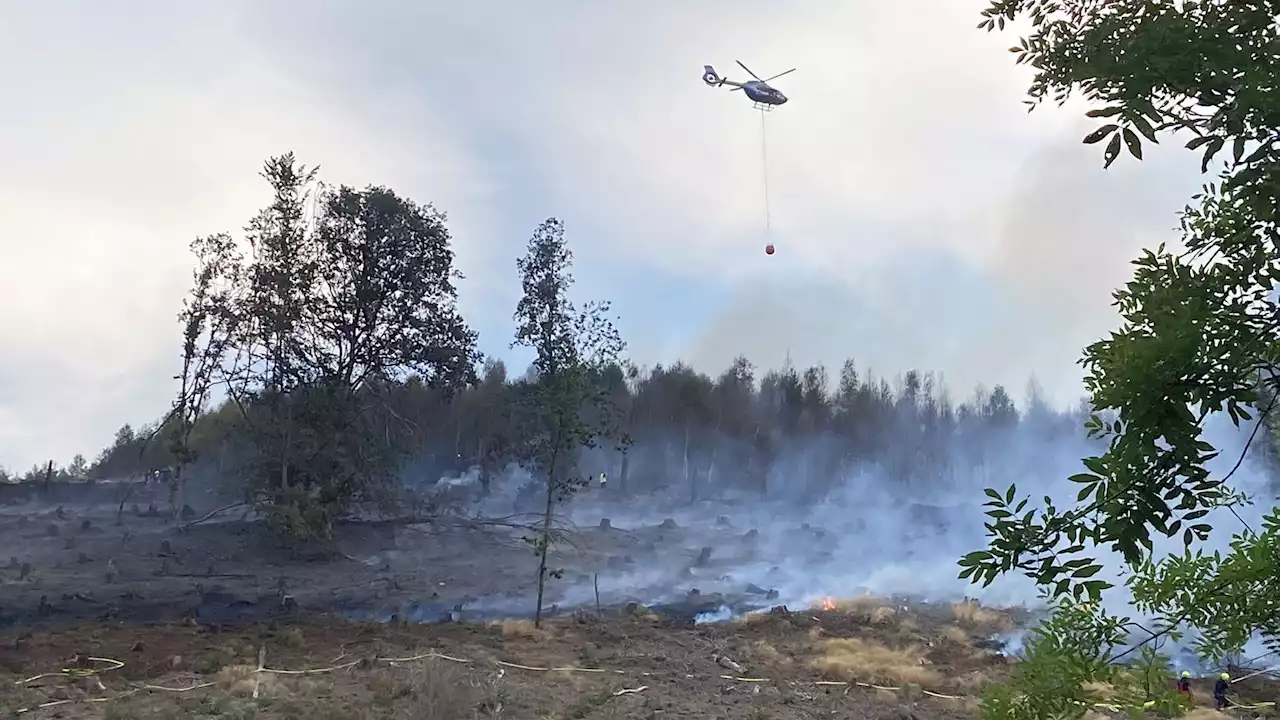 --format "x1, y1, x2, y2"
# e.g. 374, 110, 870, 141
0, 0, 1208, 468
0, 1, 496, 469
